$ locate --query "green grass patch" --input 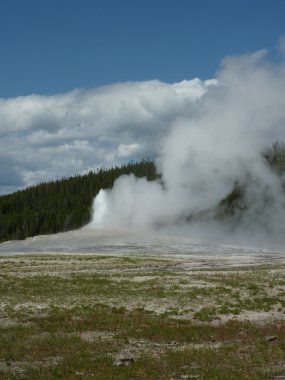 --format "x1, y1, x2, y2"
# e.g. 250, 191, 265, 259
0, 255, 284, 379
